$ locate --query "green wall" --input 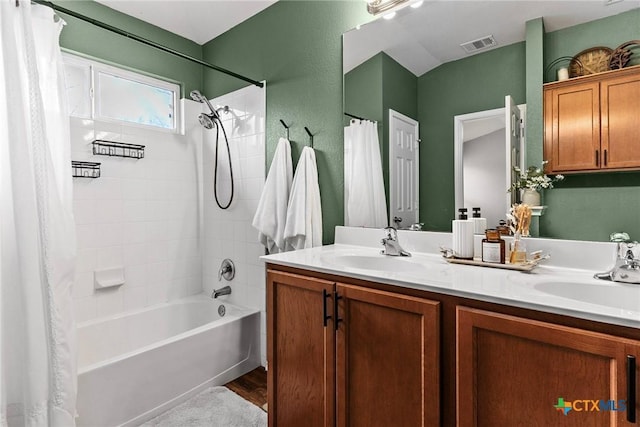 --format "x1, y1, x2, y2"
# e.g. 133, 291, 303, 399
525, 18, 545, 168
344, 54, 384, 124
202, 1, 371, 244
344, 52, 418, 219
54, 1, 203, 97
381, 53, 418, 214
538, 9, 640, 241
417, 42, 527, 231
